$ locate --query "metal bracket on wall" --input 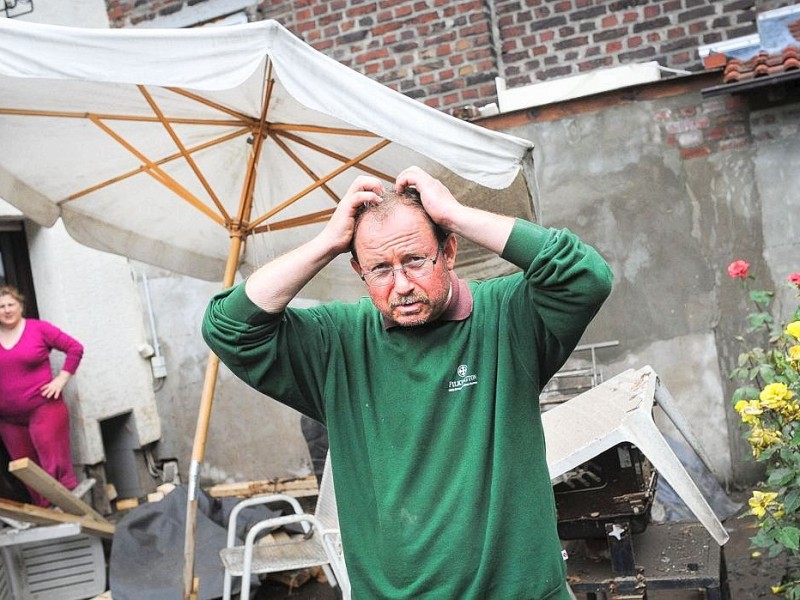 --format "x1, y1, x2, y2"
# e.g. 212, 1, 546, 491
3, 0, 33, 19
